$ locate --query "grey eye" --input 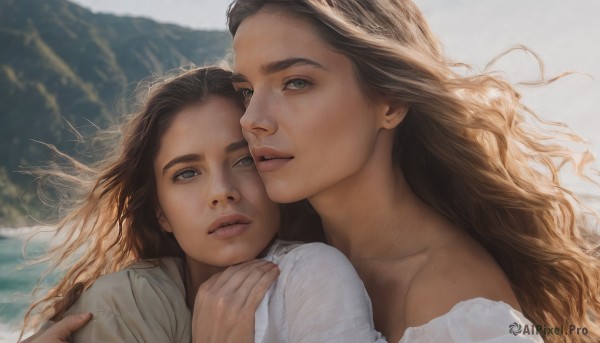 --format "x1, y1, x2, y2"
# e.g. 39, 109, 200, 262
174, 169, 198, 181
235, 156, 255, 167
285, 79, 309, 90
